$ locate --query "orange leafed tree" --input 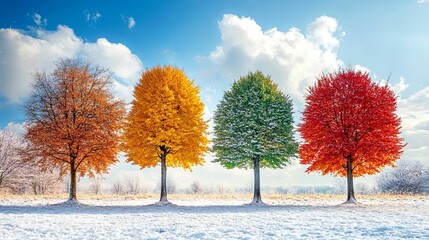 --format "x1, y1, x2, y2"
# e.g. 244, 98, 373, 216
298, 69, 404, 203
123, 65, 208, 204
24, 59, 126, 203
